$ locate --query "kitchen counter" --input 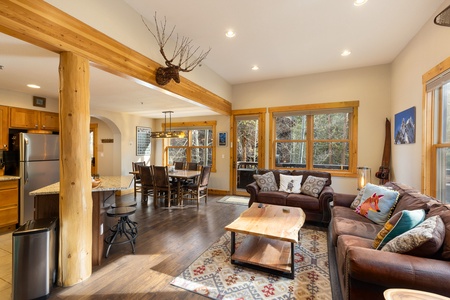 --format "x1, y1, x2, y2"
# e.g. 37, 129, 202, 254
32, 175, 134, 266
0, 175, 20, 181
30, 175, 133, 195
